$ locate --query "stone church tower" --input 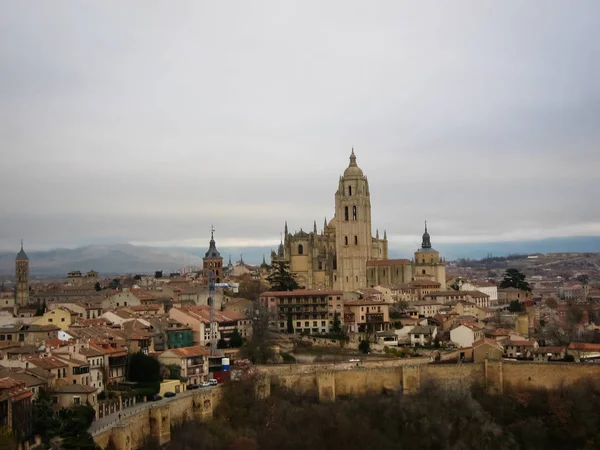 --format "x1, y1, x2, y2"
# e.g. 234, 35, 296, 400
413, 222, 447, 289
15, 241, 29, 307
203, 228, 223, 283
334, 149, 374, 291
